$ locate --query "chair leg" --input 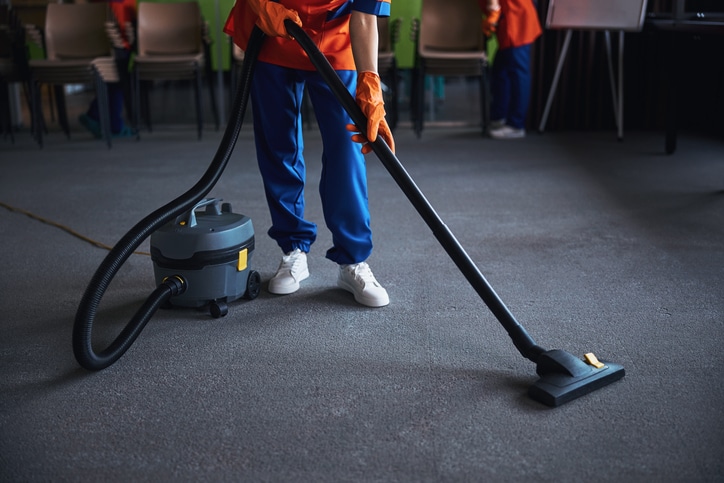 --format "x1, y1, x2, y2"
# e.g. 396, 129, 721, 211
388, 62, 399, 131
411, 66, 425, 138
133, 72, 145, 140
135, 78, 153, 133
207, 77, 219, 131
45, 84, 55, 125
29, 80, 43, 147
204, 59, 219, 131
94, 72, 112, 148
143, 82, 153, 132
0, 80, 14, 144
194, 69, 203, 139
54, 84, 70, 139
479, 62, 490, 135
